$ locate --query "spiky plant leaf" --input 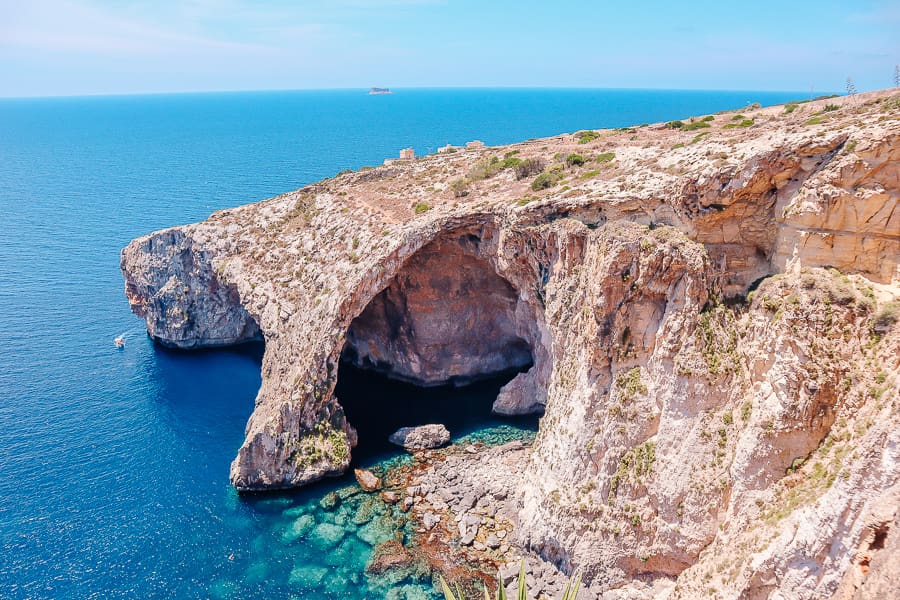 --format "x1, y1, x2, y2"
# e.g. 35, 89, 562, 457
560, 573, 582, 600
517, 561, 528, 600
496, 571, 508, 600
439, 576, 459, 600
